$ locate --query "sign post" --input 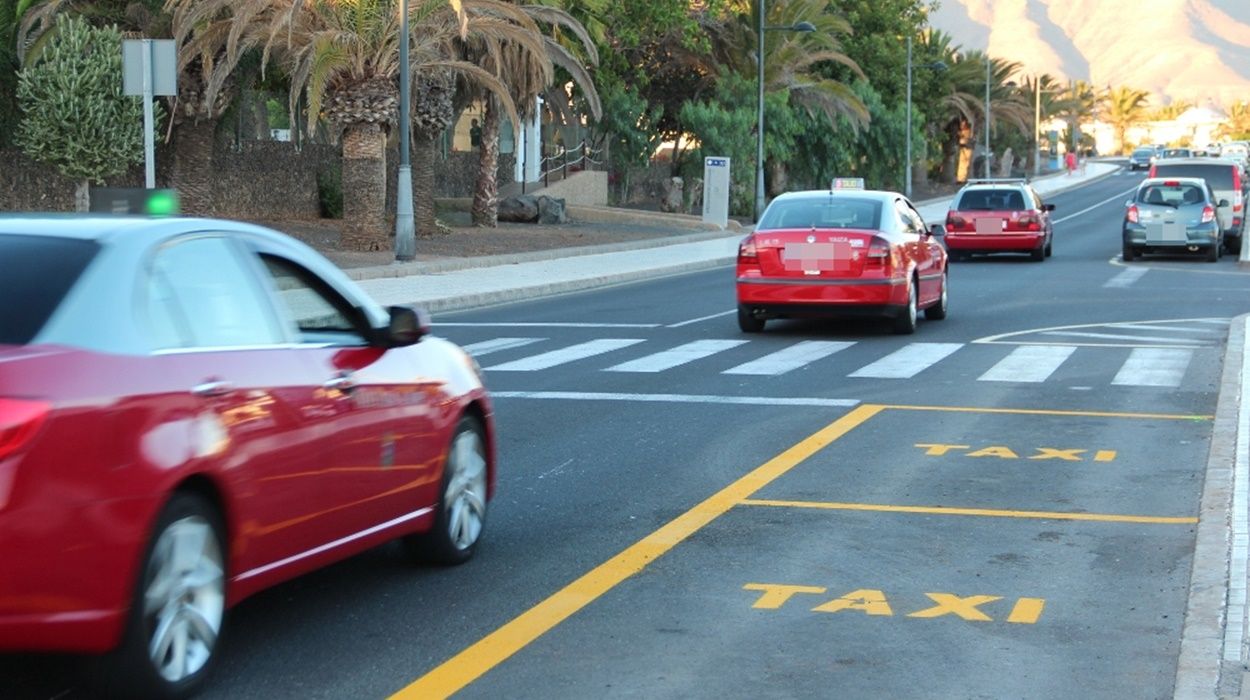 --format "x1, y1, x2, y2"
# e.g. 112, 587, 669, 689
702, 157, 731, 229
122, 39, 176, 189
